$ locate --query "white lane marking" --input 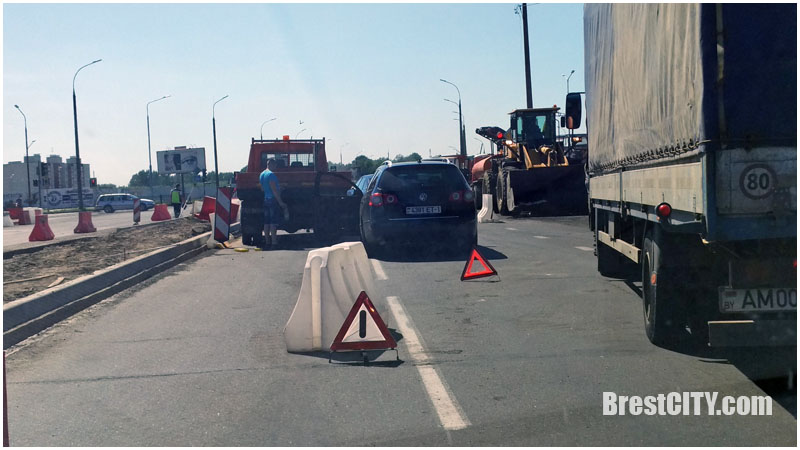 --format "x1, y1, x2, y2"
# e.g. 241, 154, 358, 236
370, 259, 388, 281
386, 296, 470, 431
505, 227, 518, 231
534, 235, 549, 239
575, 246, 593, 252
